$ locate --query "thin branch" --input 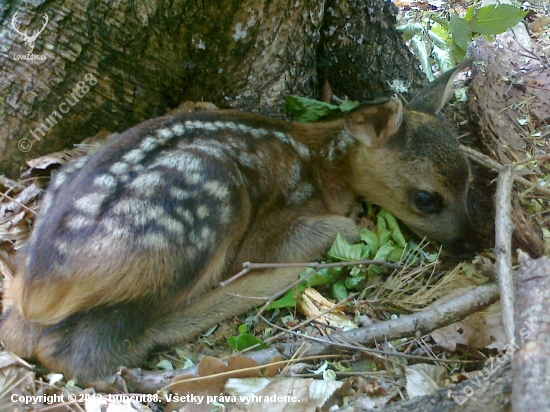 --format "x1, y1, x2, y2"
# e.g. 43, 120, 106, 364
494, 165, 515, 346
0, 190, 38, 216
460, 145, 550, 197
221, 260, 404, 287
260, 315, 472, 364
